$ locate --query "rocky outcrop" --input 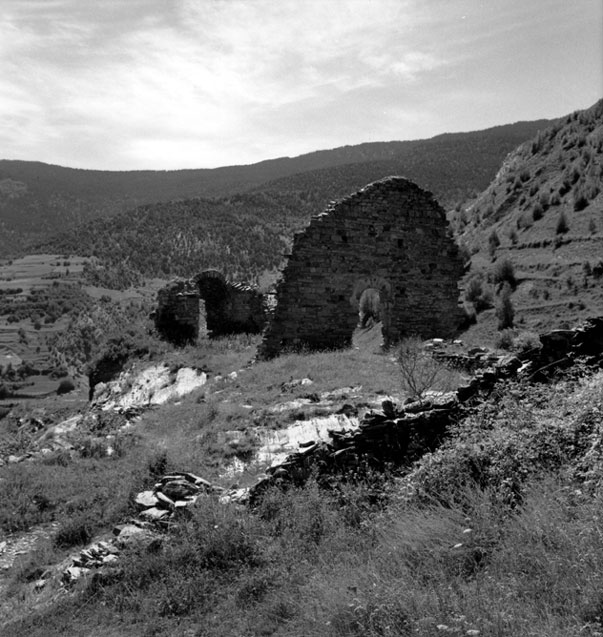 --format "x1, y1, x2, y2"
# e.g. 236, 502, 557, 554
259, 177, 465, 358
